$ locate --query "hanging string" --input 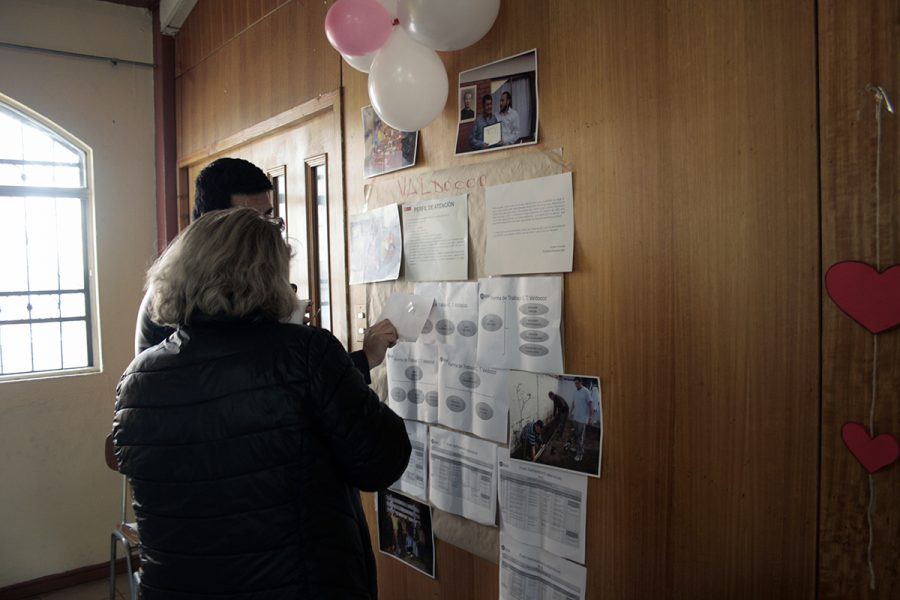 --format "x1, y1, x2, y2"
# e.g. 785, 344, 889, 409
862, 83, 893, 591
